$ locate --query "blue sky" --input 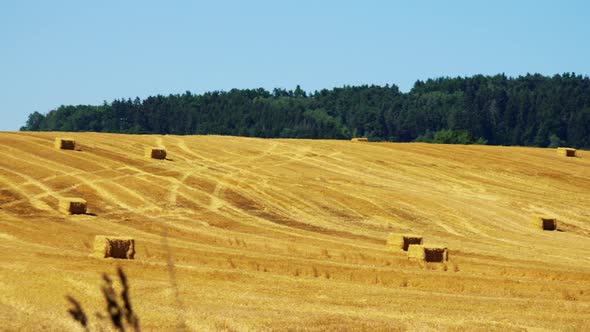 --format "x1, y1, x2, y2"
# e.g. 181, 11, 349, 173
1, 0, 589, 131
